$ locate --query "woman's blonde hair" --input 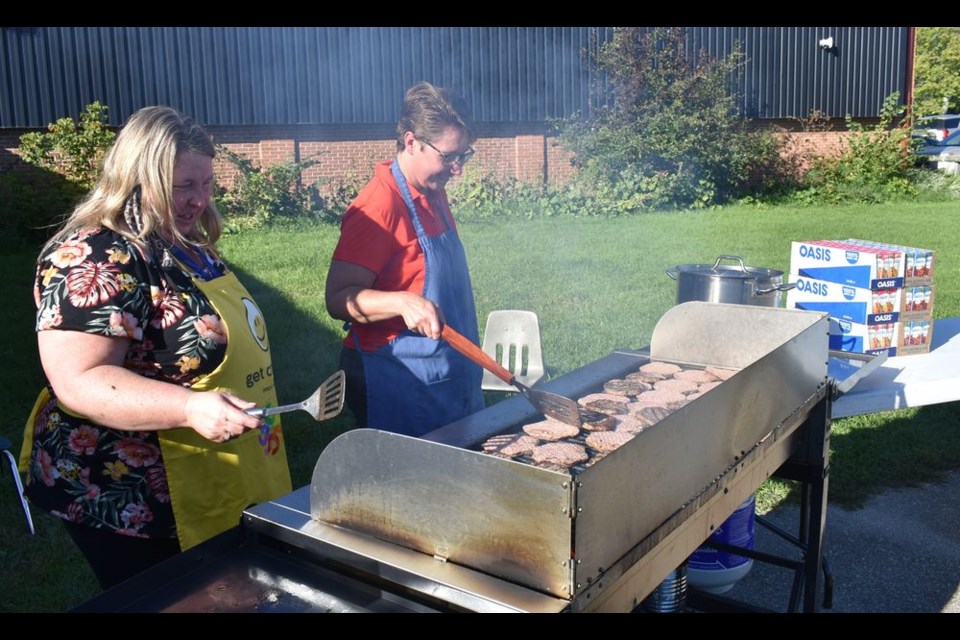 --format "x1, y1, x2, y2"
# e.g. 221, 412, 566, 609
47, 105, 222, 252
